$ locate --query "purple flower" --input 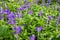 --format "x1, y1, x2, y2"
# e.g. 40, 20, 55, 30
3, 9, 10, 15
23, 3, 30, 8
48, 16, 53, 20
7, 12, 15, 20
18, 6, 24, 11
46, 16, 53, 25
28, 10, 33, 15
18, 4, 28, 10
38, 10, 42, 16
6, 12, 16, 25
0, 16, 2, 20
35, 26, 43, 32
56, 17, 60, 21
22, 4, 28, 9
16, 13, 22, 18
55, 21, 59, 26
58, 35, 60, 38
41, 0, 45, 5
45, 3, 49, 7
25, 2, 30, 5
18, 5, 26, 11
0, 8, 3, 20
24, 0, 26, 3
13, 26, 21, 34
30, 34, 35, 40
7, 20, 16, 25
18, 2, 30, 10
47, 0, 51, 4
35, 0, 39, 4
24, 2, 30, 8
46, 20, 49, 24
